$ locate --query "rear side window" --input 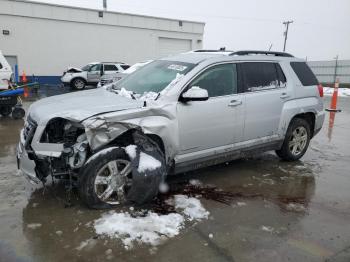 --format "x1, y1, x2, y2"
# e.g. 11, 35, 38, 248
240, 62, 286, 92
104, 64, 118, 71
290, 62, 318, 86
189, 63, 237, 97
